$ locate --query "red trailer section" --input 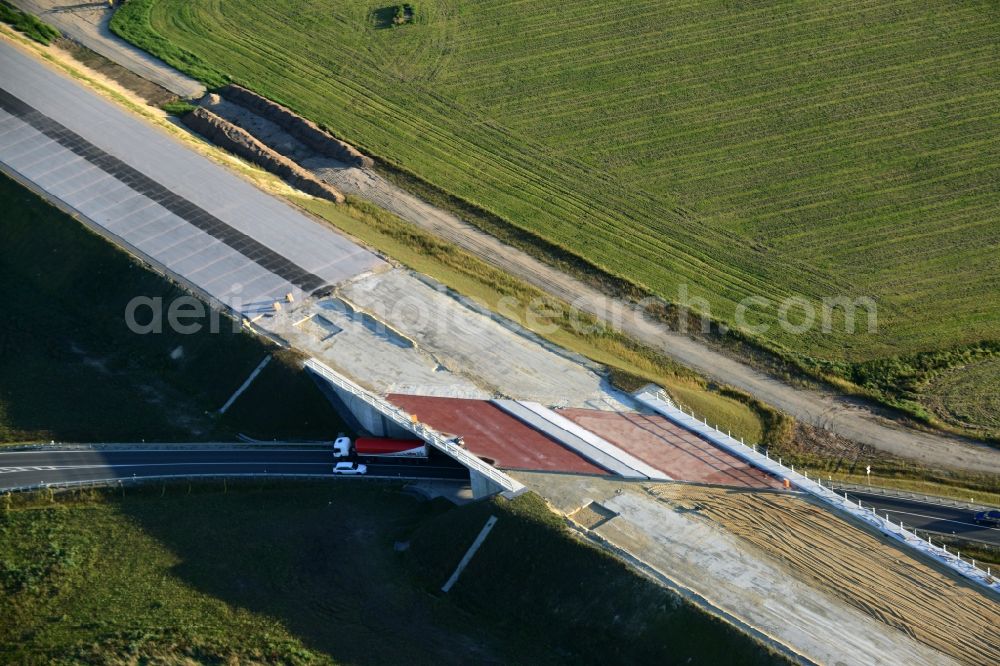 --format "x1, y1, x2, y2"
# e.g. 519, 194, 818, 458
355, 437, 427, 458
